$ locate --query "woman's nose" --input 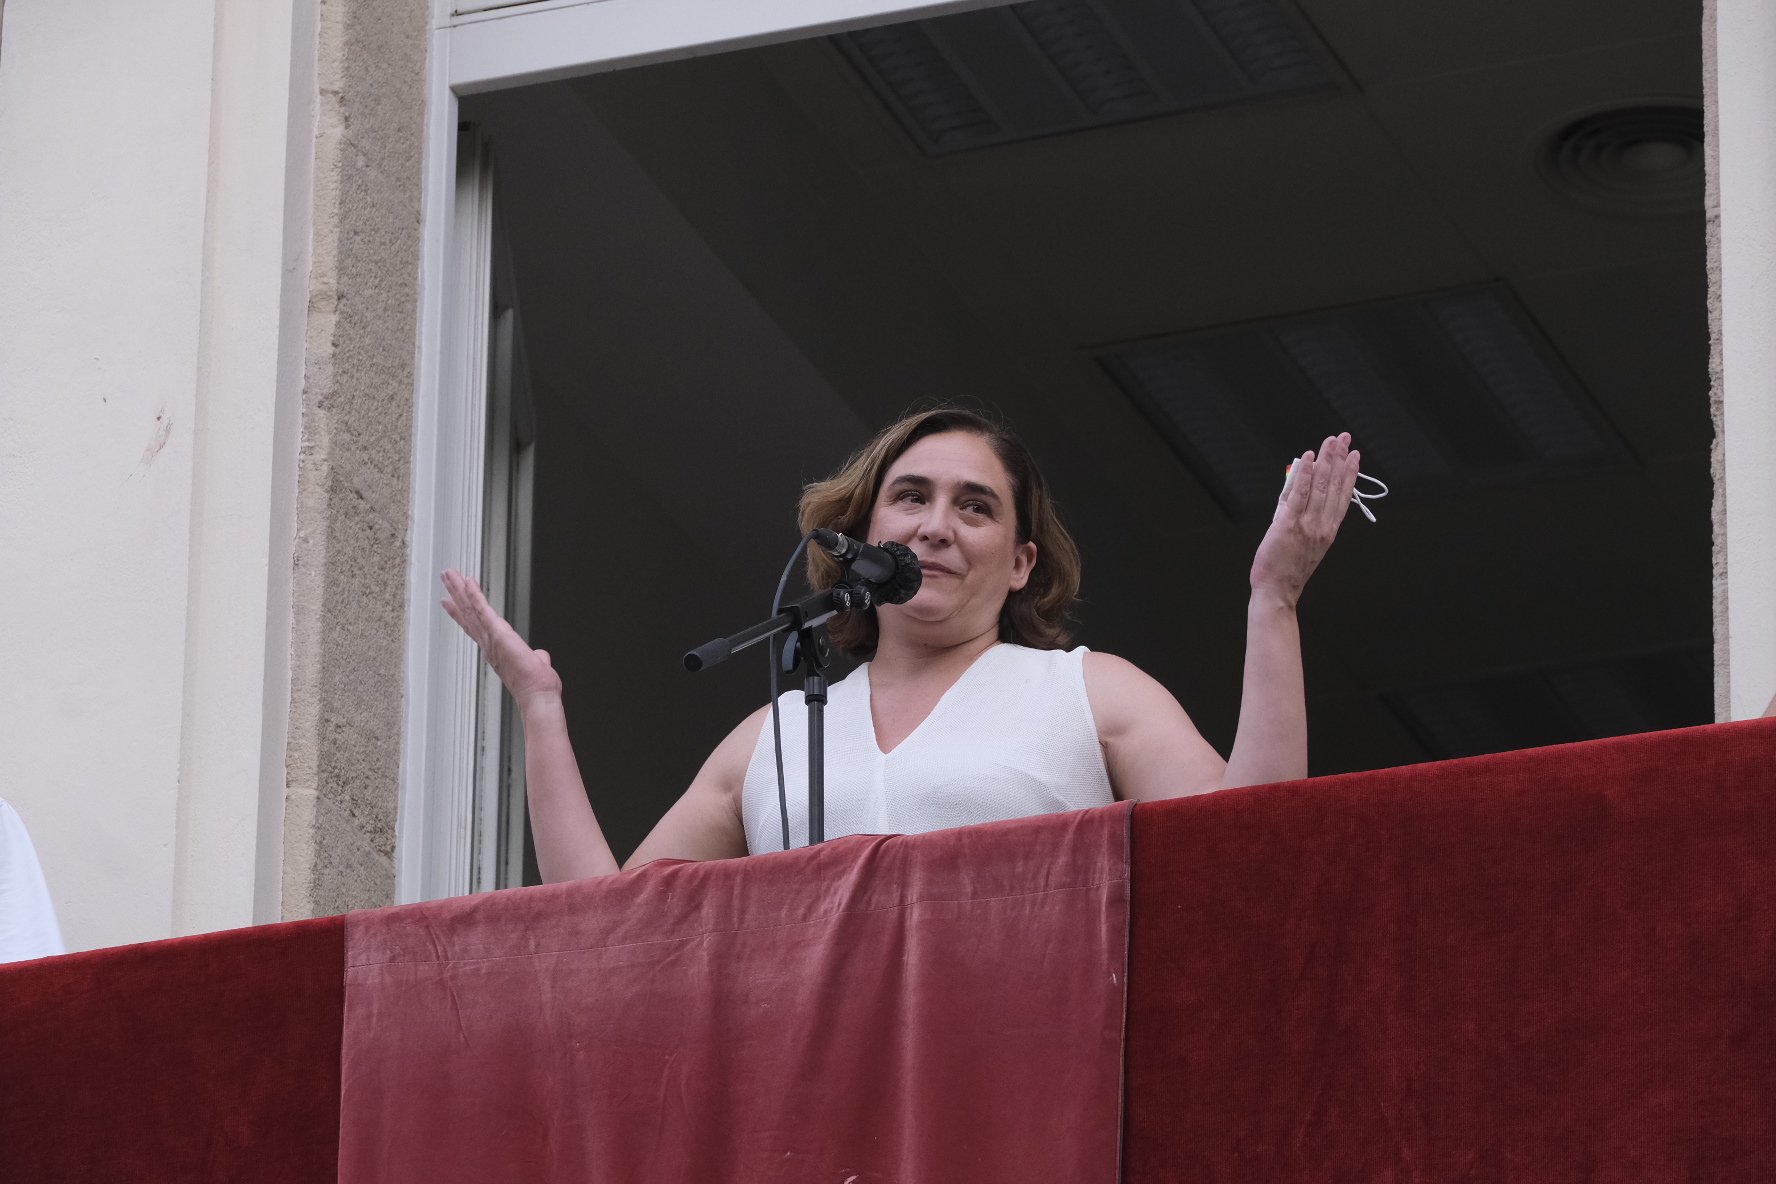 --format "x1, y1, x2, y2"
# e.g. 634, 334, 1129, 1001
916, 502, 955, 542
